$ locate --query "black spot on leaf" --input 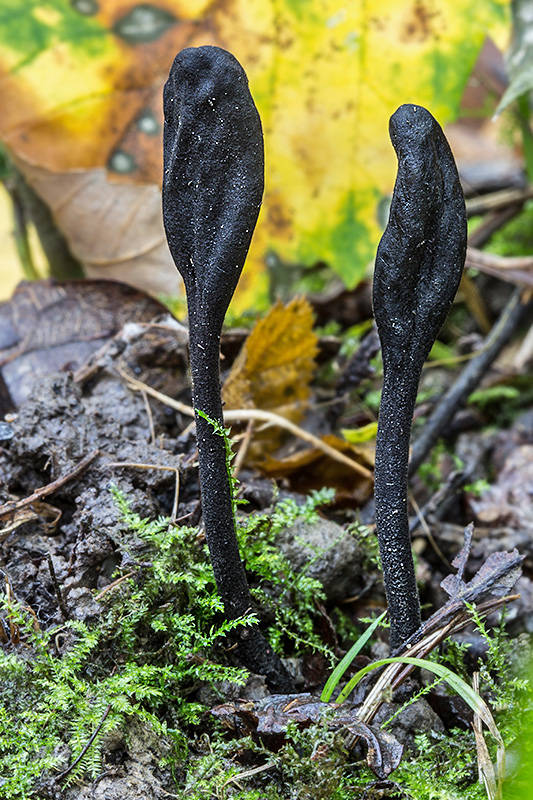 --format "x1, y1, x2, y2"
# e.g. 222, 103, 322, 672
136, 109, 160, 135
71, 0, 99, 15
112, 4, 177, 44
107, 149, 137, 174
